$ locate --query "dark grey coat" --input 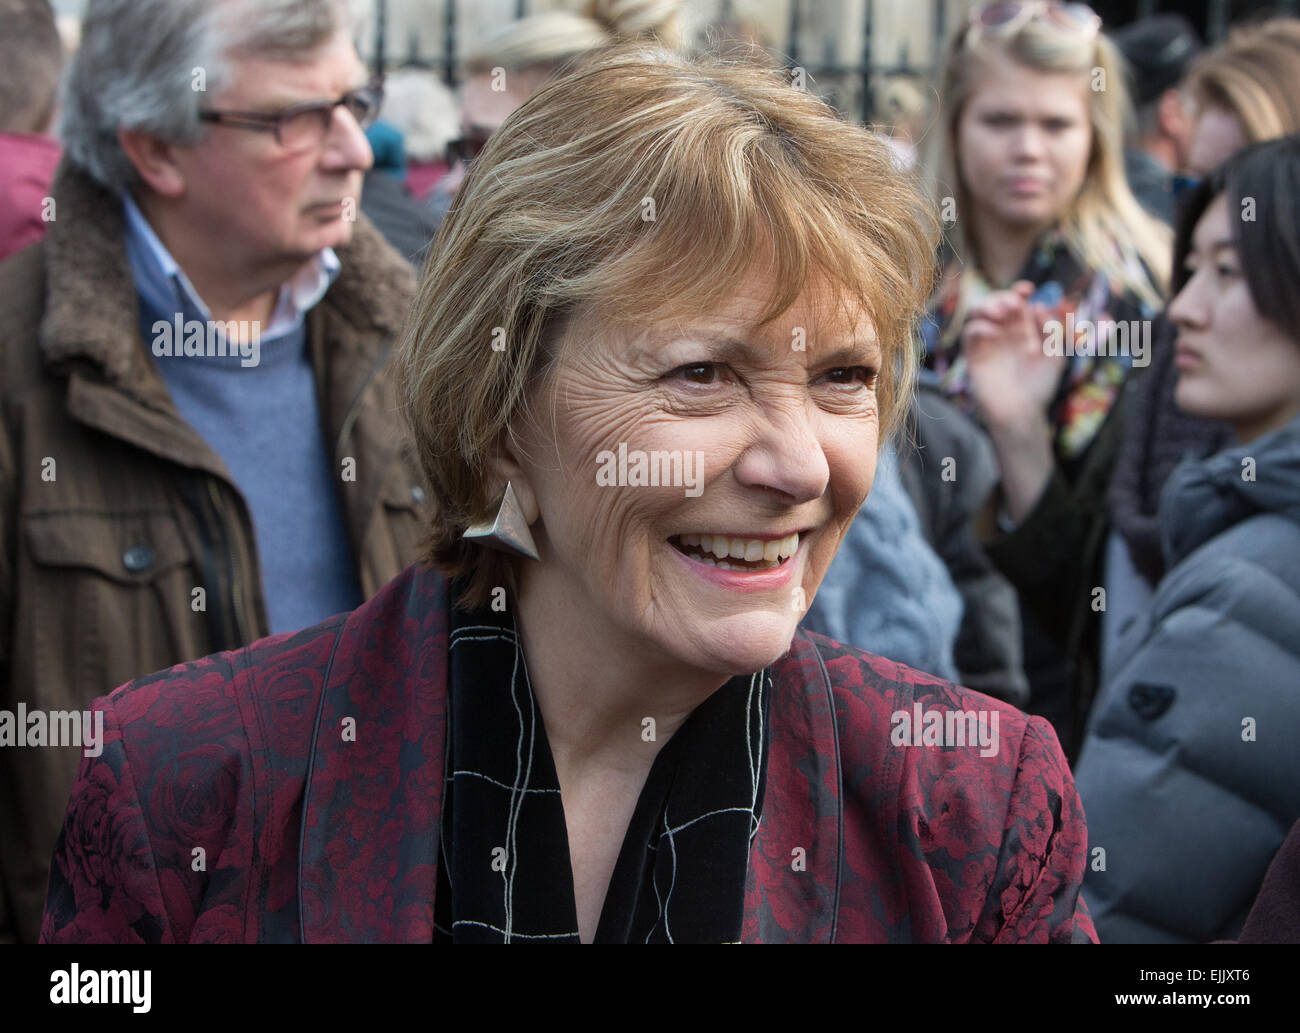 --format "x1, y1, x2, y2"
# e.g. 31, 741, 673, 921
899, 383, 1030, 707
1075, 414, 1300, 943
